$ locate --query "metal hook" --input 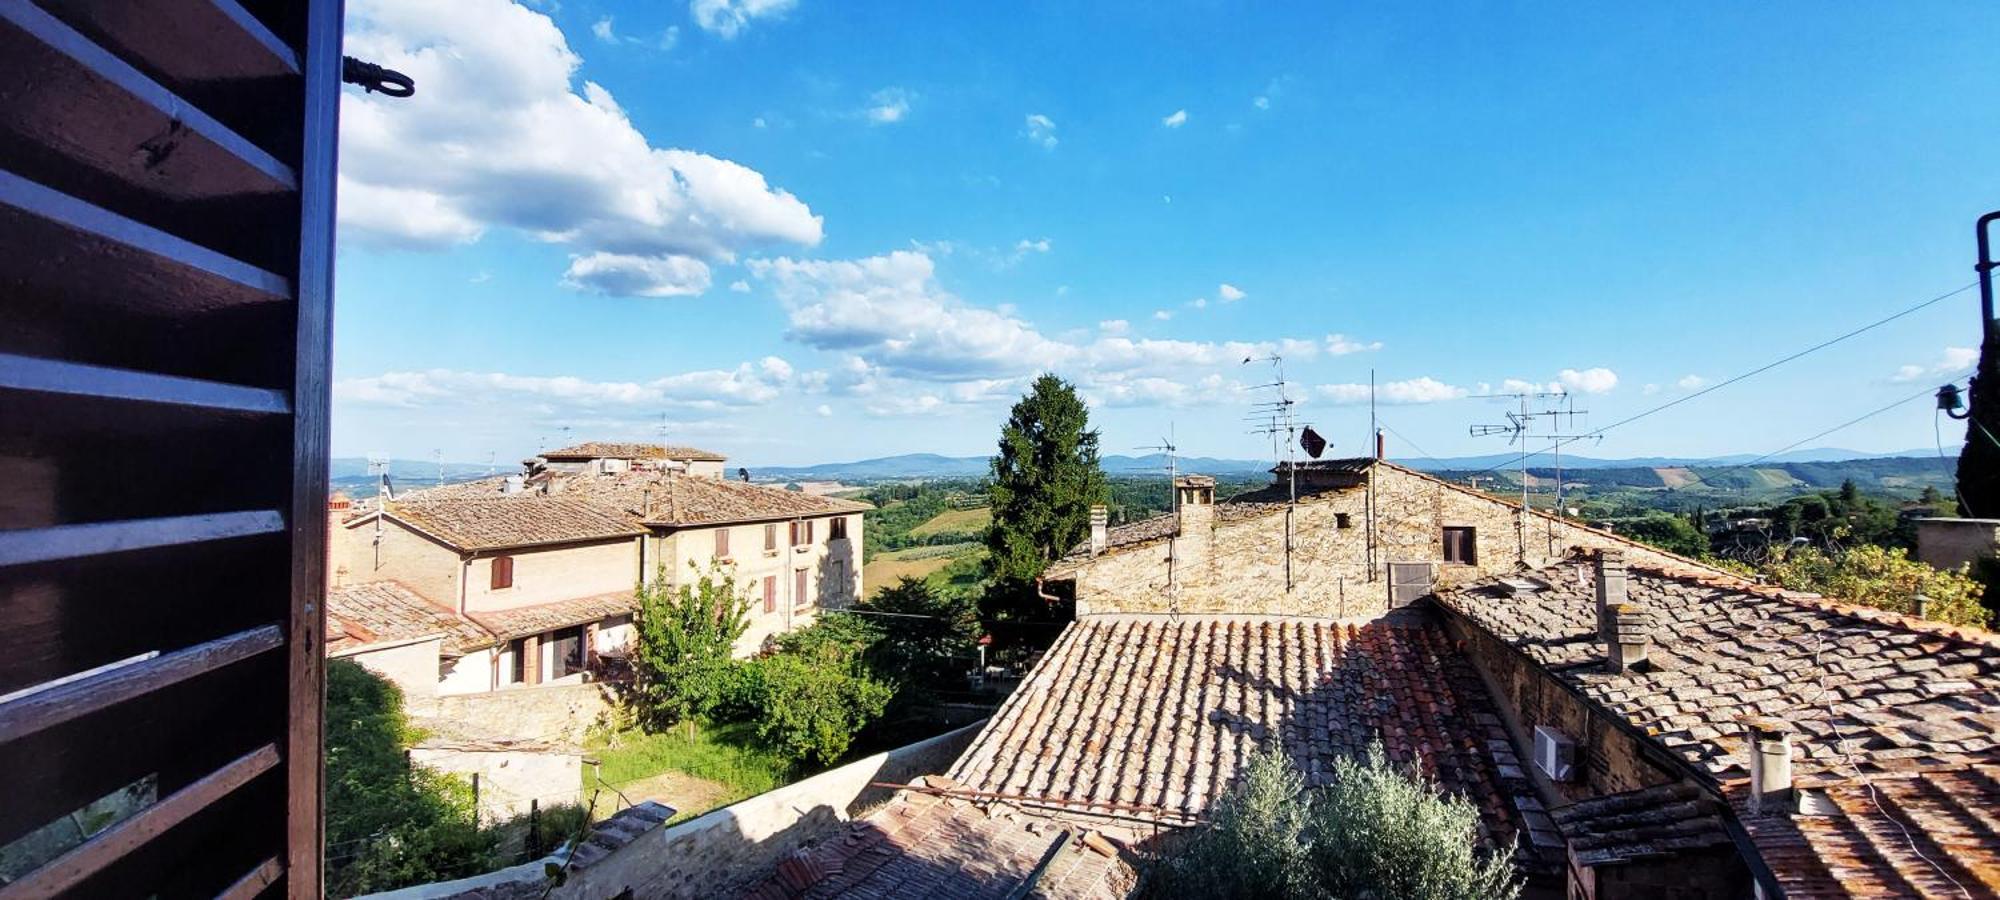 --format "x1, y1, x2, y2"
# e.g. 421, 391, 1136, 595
342, 56, 416, 98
